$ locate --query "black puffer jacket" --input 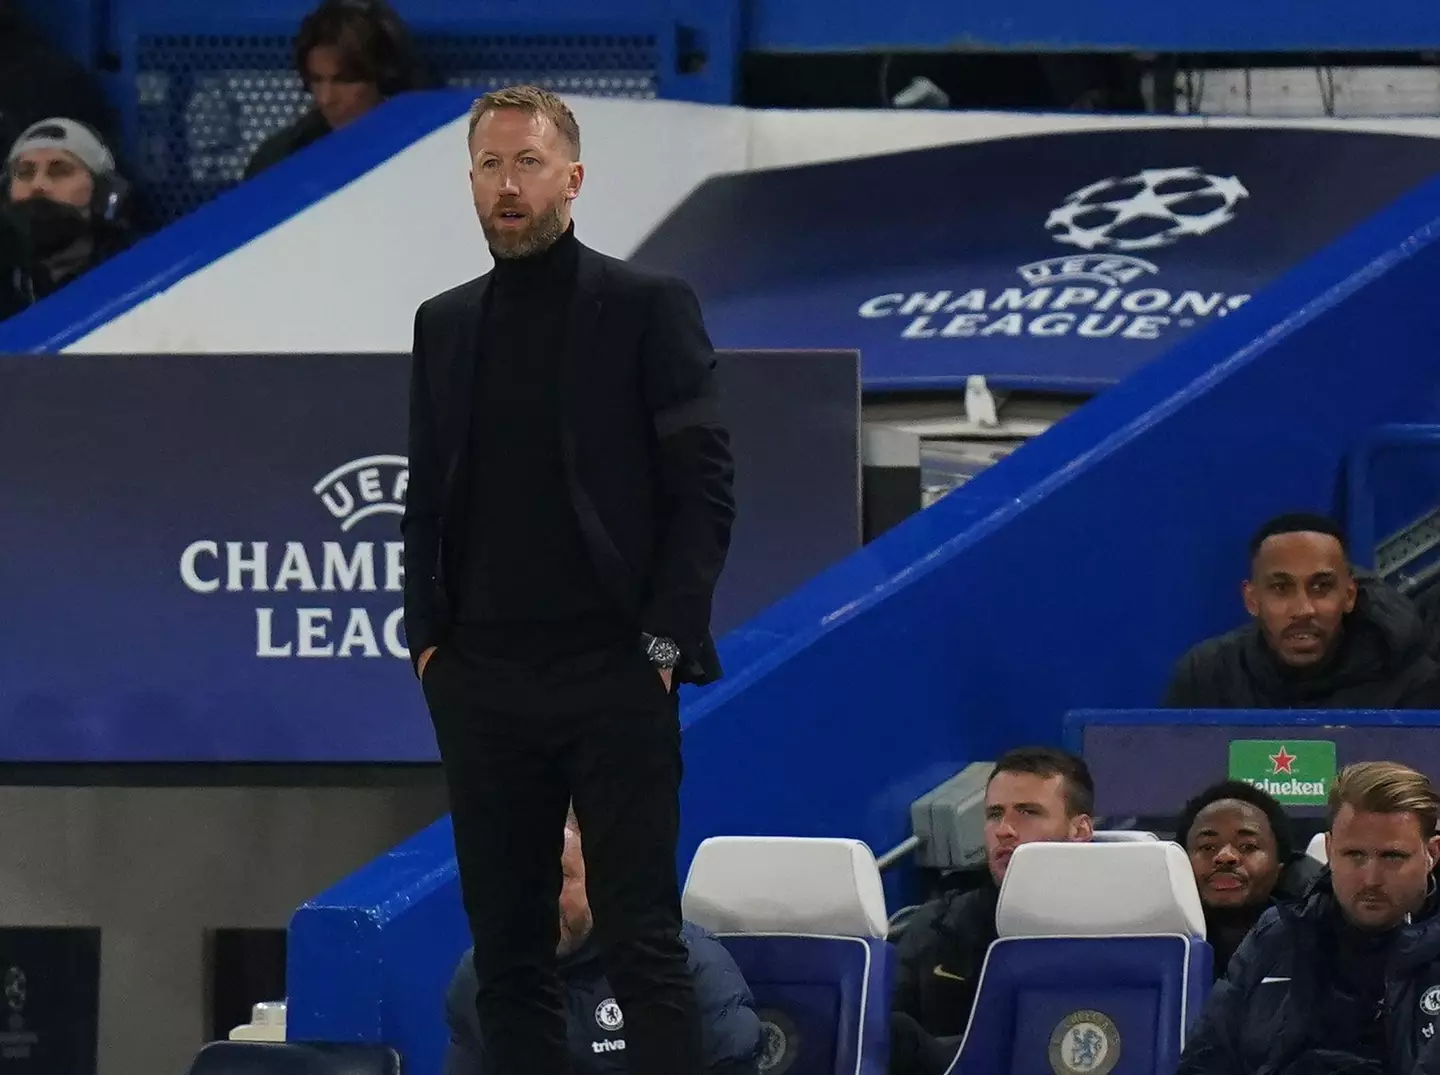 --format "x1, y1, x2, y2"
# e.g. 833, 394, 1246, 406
1165, 578, 1440, 709
892, 880, 999, 1037
1179, 871, 1440, 1075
